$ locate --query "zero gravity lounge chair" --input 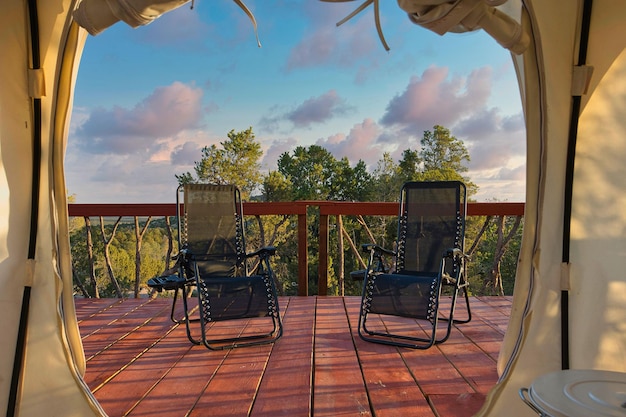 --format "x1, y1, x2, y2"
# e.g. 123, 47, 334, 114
149, 184, 282, 350
358, 181, 471, 349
